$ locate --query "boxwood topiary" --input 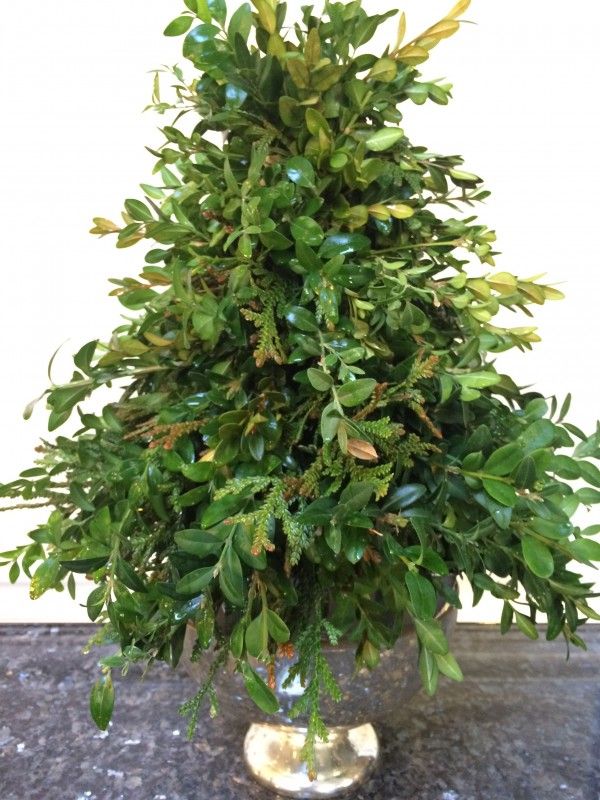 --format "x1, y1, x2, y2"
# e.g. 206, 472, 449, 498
2, 0, 599, 773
